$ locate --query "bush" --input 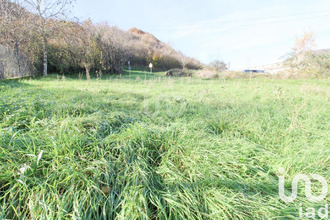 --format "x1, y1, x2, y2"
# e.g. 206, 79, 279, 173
195, 69, 218, 78
284, 50, 330, 78
166, 69, 195, 77
208, 59, 227, 72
